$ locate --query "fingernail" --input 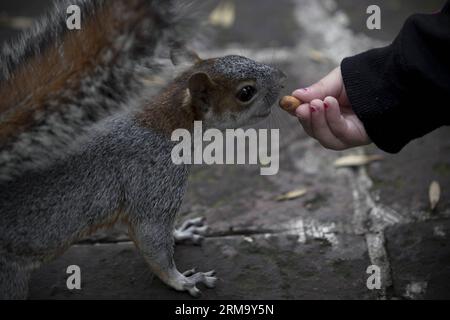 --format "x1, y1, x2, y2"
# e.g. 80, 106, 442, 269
324, 102, 329, 109
293, 88, 308, 95
310, 106, 316, 113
